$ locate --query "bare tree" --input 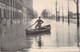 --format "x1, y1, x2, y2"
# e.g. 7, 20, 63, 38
73, 0, 79, 47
